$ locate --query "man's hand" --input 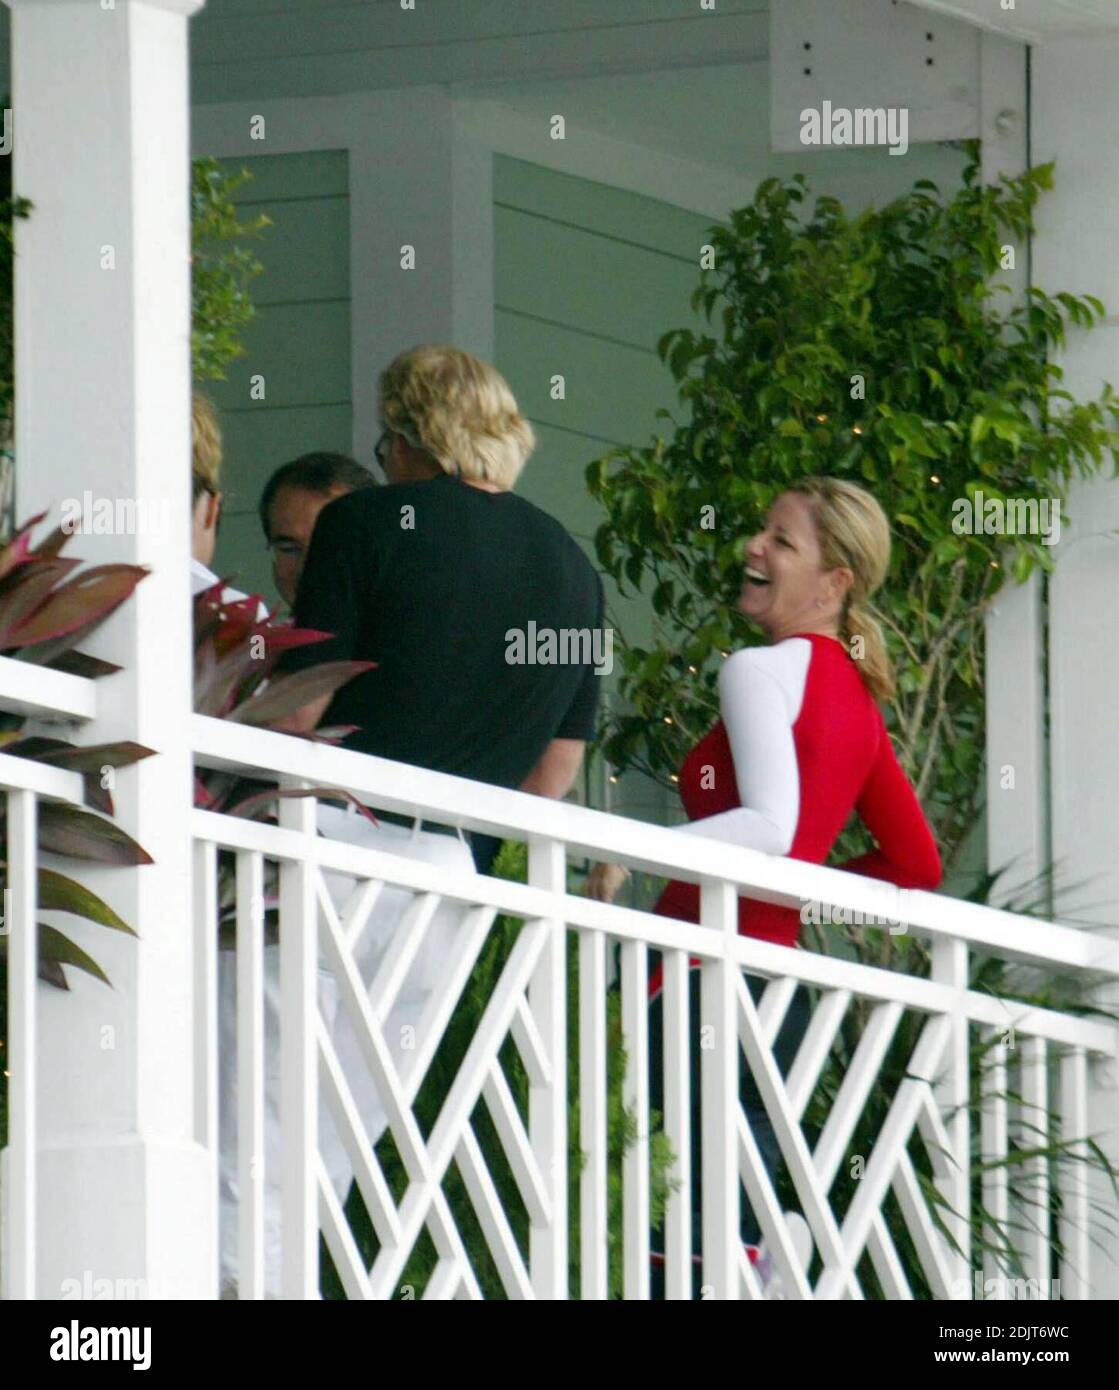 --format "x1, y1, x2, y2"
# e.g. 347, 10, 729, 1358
584, 862, 630, 904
